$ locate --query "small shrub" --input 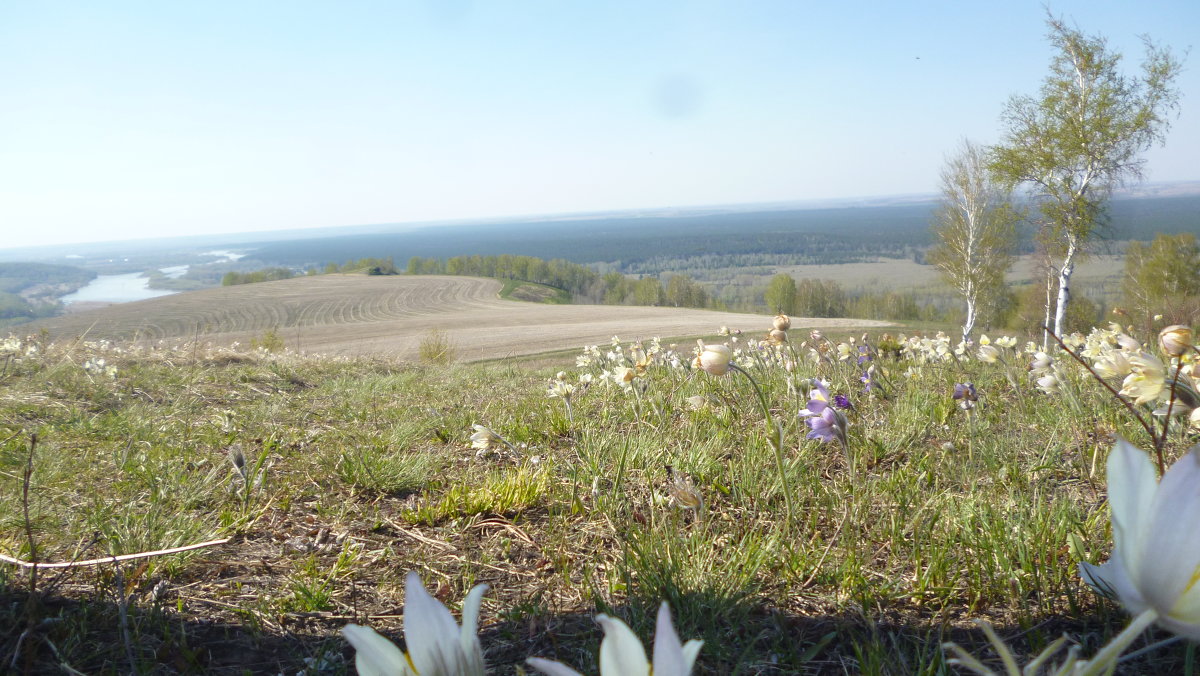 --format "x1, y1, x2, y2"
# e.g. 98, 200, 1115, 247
250, 328, 286, 353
